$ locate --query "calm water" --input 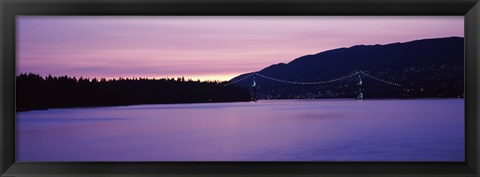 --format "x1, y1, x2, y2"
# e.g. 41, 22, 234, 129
16, 99, 464, 161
